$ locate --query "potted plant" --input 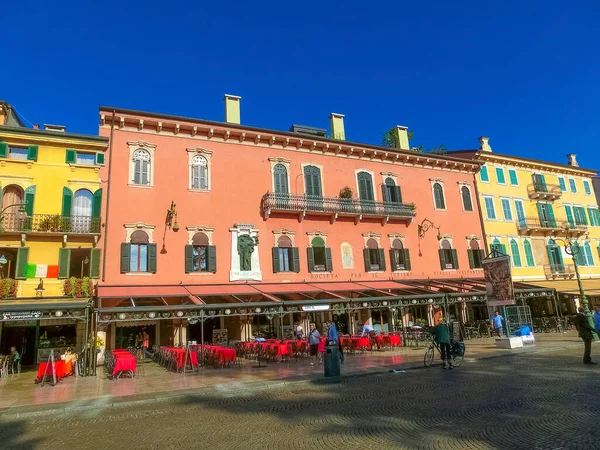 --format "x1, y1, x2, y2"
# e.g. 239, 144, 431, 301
0, 279, 18, 299
338, 187, 355, 213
